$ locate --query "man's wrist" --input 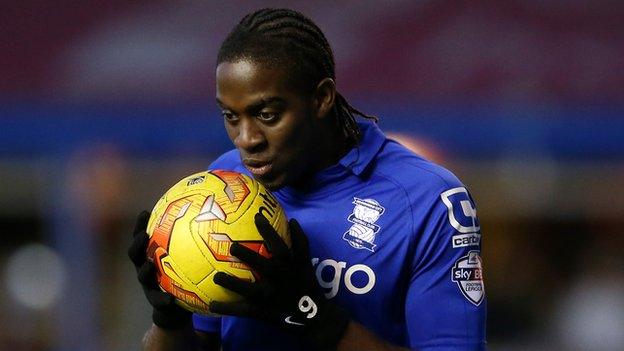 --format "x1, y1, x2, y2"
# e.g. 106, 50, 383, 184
152, 308, 192, 330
